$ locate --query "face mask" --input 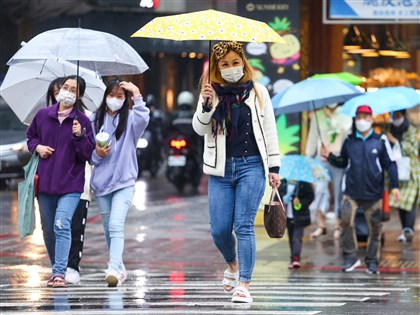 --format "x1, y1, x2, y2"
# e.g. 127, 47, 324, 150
392, 117, 404, 127
56, 89, 76, 107
106, 97, 125, 112
220, 66, 244, 83
355, 119, 372, 133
